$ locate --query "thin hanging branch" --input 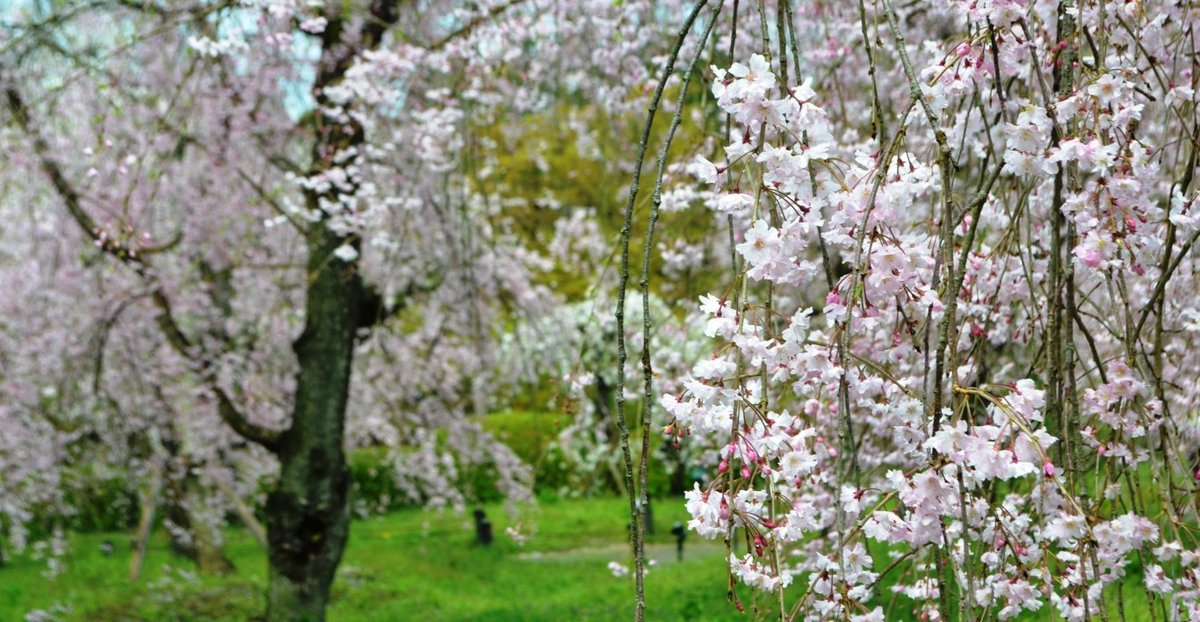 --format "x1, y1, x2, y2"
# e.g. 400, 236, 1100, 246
612, 2, 710, 619
635, 0, 723, 613
881, 0, 956, 433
